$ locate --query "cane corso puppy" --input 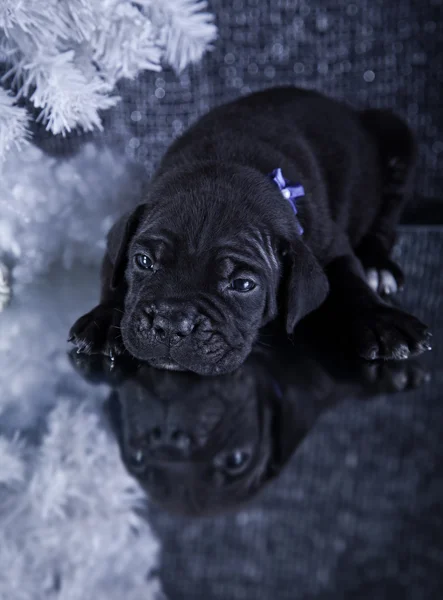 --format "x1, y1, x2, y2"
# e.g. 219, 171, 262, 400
69, 87, 431, 374
69, 333, 430, 516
